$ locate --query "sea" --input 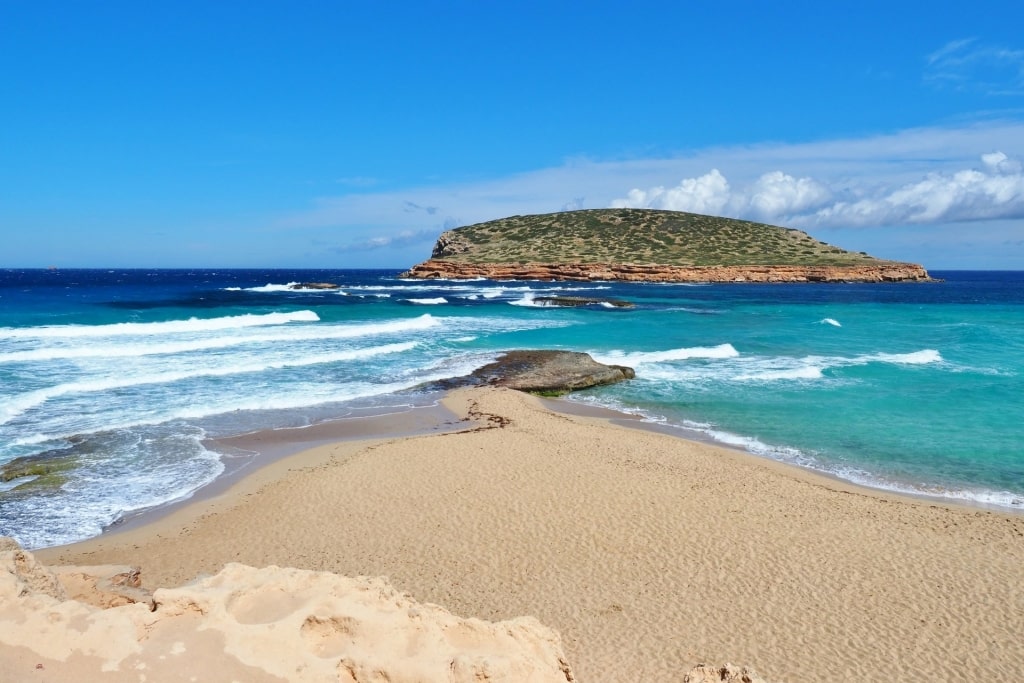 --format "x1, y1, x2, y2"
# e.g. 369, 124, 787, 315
1, 268, 1022, 549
